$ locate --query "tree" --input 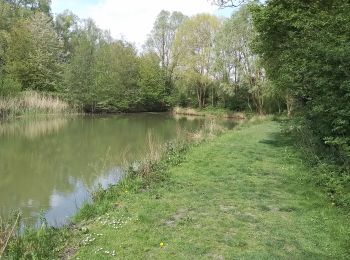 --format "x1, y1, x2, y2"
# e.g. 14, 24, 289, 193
251, 0, 350, 157
64, 18, 103, 111
64, 18, 140, 113
54, 10, 79, 61
0, 1, 12, 81
212, 0, 249, 7
145, 10, 187, 87
4, 0, 52, 15
138, 53, 167, 111
173, 14, 221, 108
93, 40, 139, 112
217, 5, 266, 113
6, 12, 63, 91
